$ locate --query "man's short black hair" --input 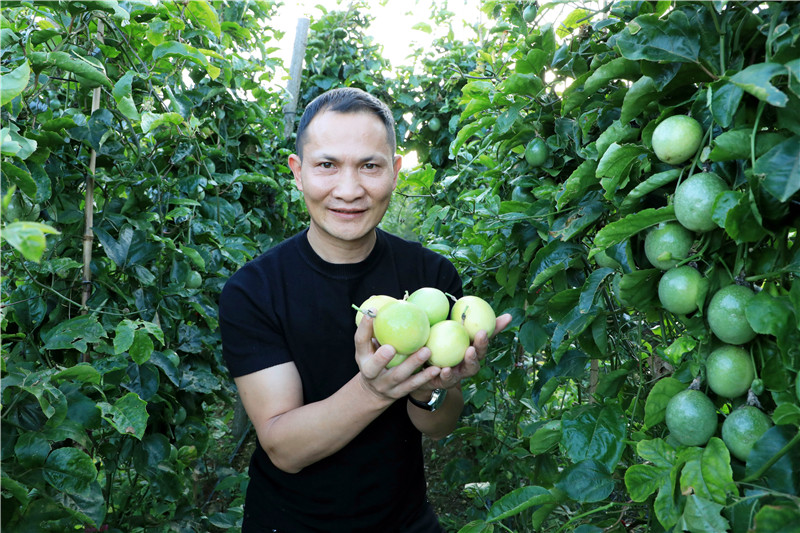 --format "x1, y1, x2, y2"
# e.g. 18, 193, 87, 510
294, 87, 396, 159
